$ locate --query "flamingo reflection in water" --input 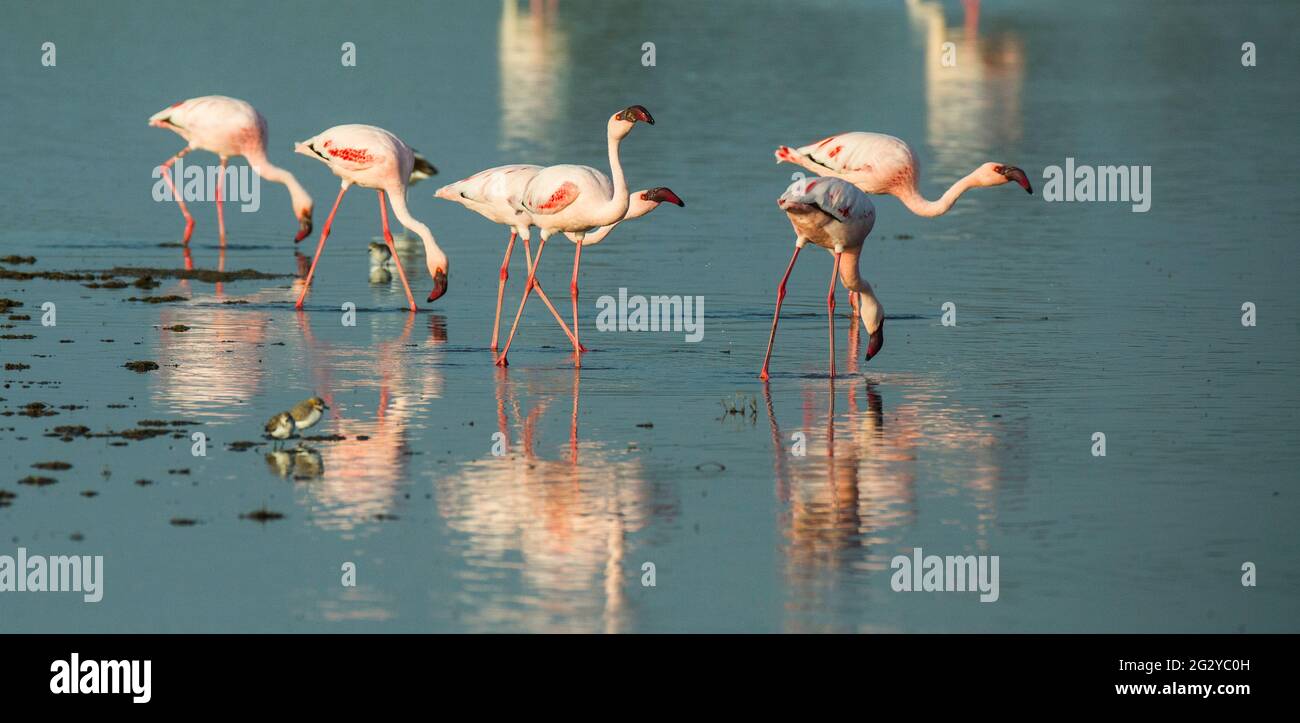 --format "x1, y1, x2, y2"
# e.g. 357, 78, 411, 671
433, 368, 670, 633
283, 310, 447, 533
763, 322, 1009, 631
